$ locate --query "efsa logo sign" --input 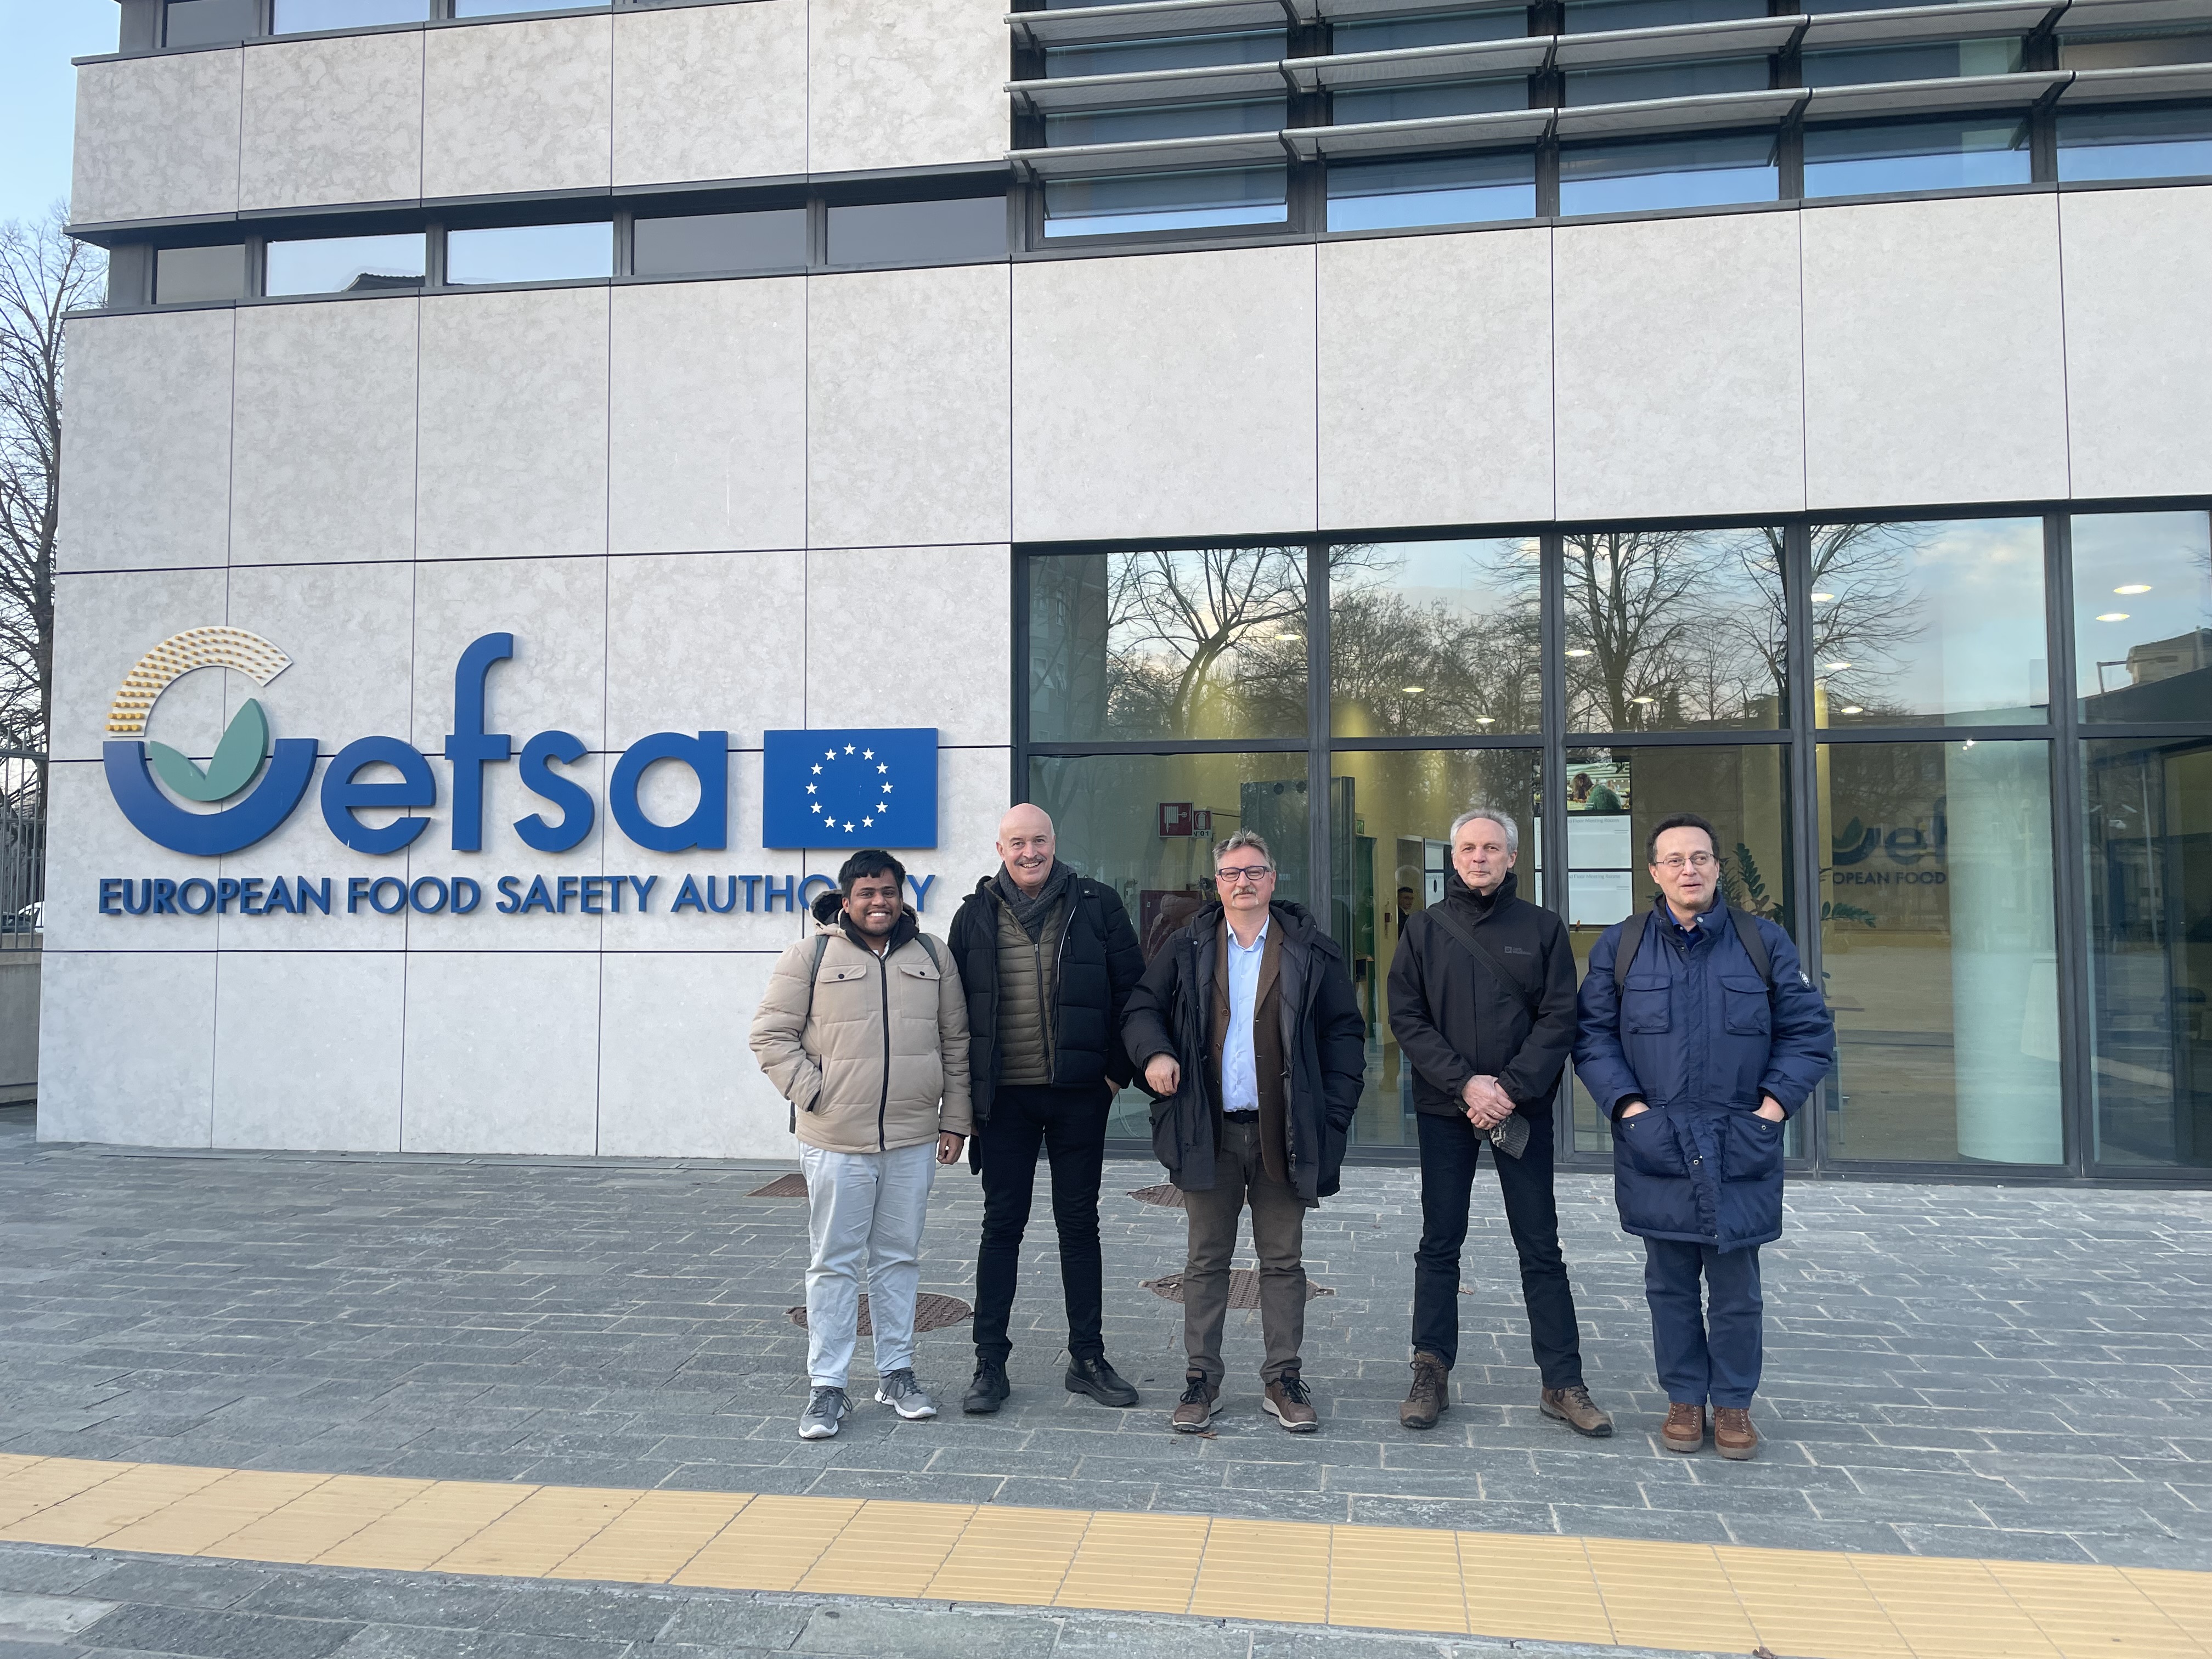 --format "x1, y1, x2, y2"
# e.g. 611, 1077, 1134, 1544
102, 628, 940, 857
